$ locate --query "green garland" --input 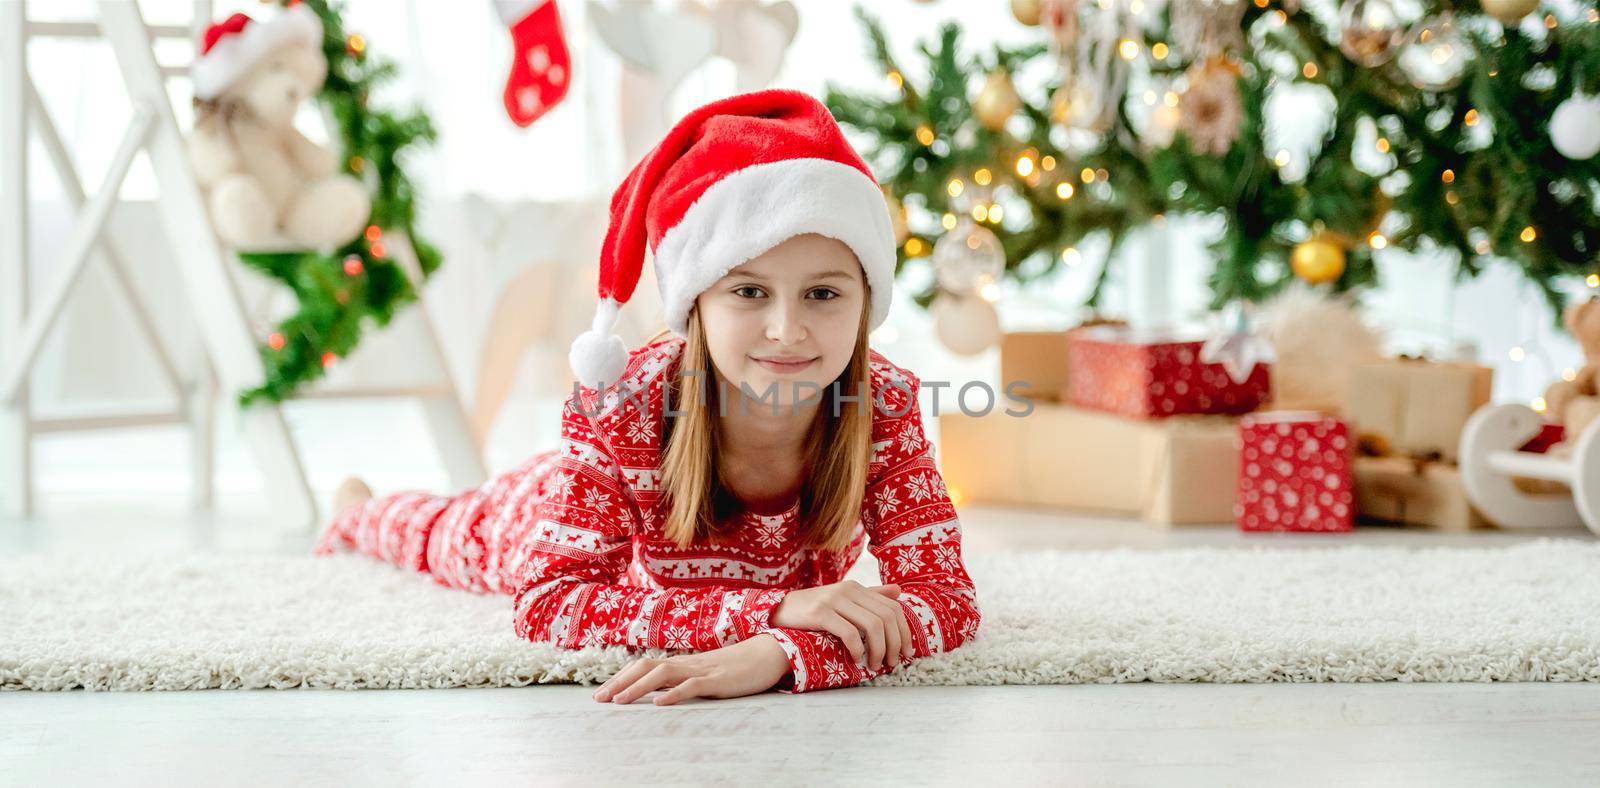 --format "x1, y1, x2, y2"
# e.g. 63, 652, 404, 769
234, 0, 441, 407
825, 3, 1600, 325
